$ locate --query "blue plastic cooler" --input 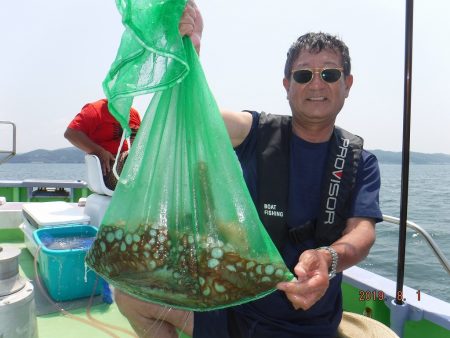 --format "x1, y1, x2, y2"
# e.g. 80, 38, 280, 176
33, 224, 102, 302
